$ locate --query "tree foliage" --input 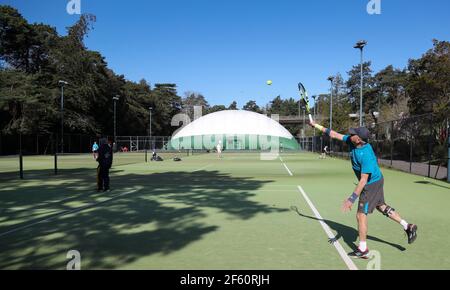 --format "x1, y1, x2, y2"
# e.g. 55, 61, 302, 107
1, 5, 448, 140
0, 6, 181, 137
